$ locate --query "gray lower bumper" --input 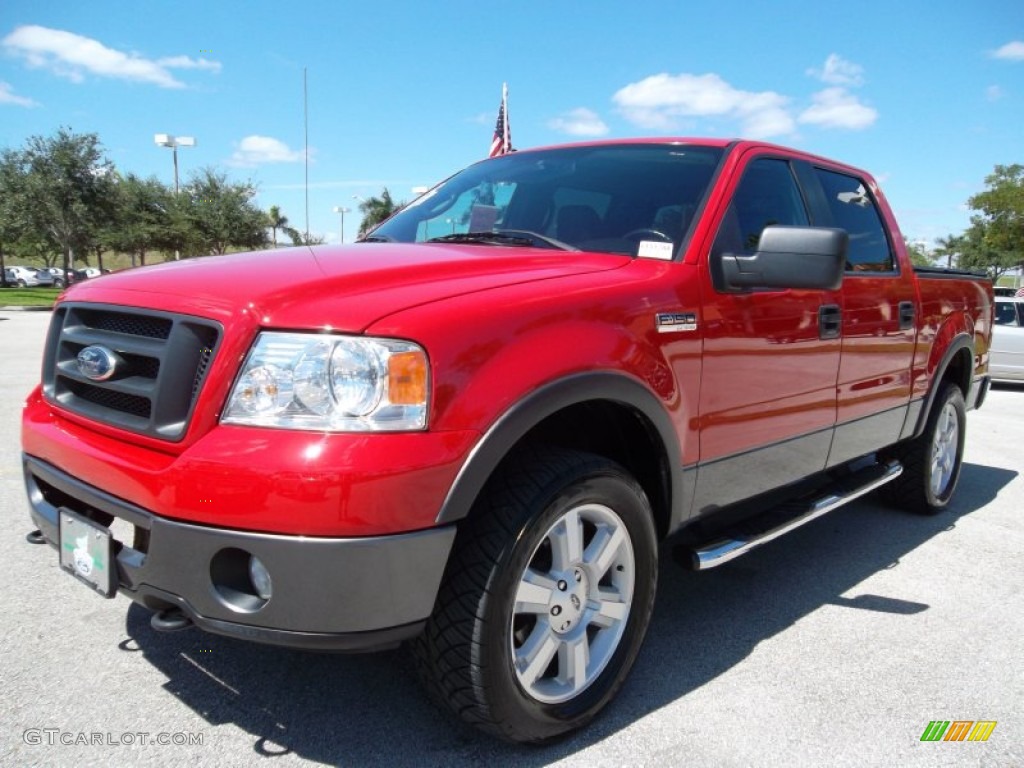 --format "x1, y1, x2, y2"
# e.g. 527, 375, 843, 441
24, 455, 455, 651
